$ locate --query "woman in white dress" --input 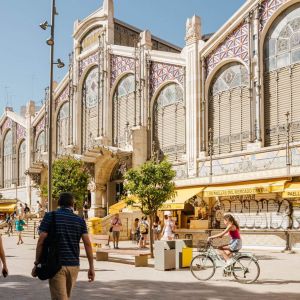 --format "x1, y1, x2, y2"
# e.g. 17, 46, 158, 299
162, 214, 175, 240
